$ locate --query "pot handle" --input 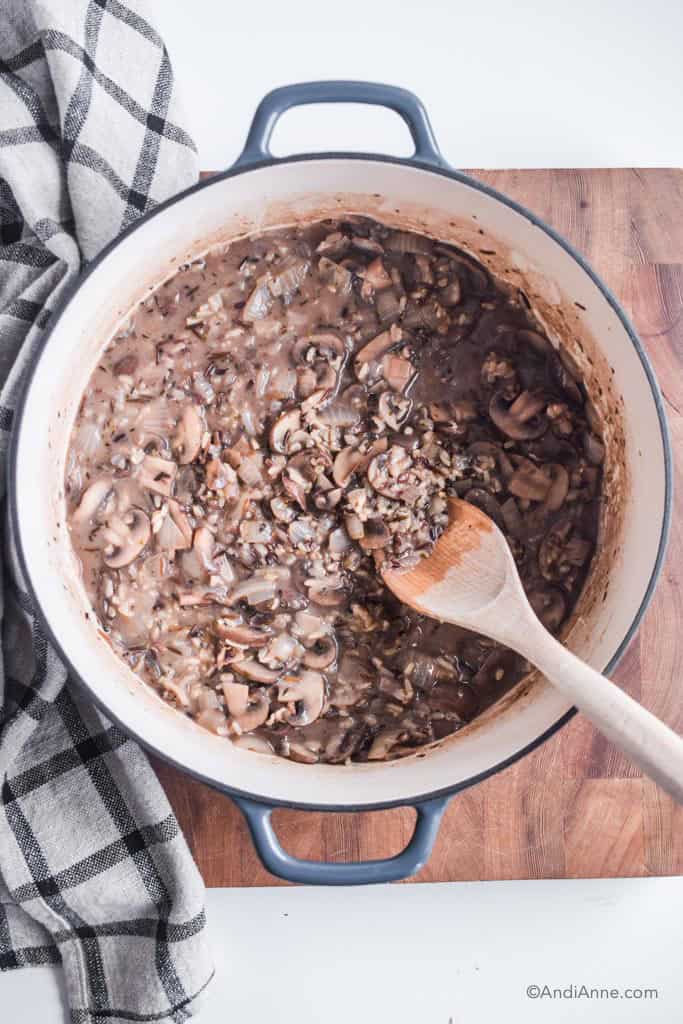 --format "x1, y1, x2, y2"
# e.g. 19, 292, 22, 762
234, 80, 445, 169
234, 793, 450, 885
